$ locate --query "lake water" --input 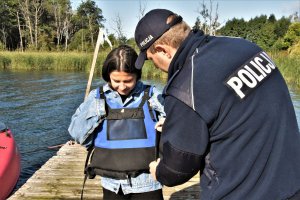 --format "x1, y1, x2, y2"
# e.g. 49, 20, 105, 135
0, 70, 299, 191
